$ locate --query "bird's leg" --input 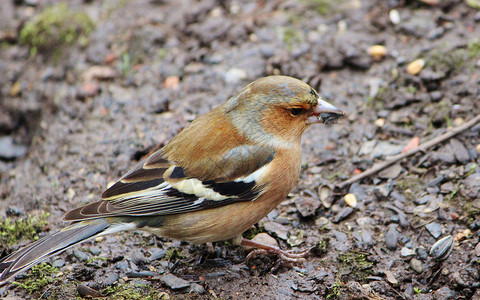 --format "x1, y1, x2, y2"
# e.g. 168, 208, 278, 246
240, 238, 311, 263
